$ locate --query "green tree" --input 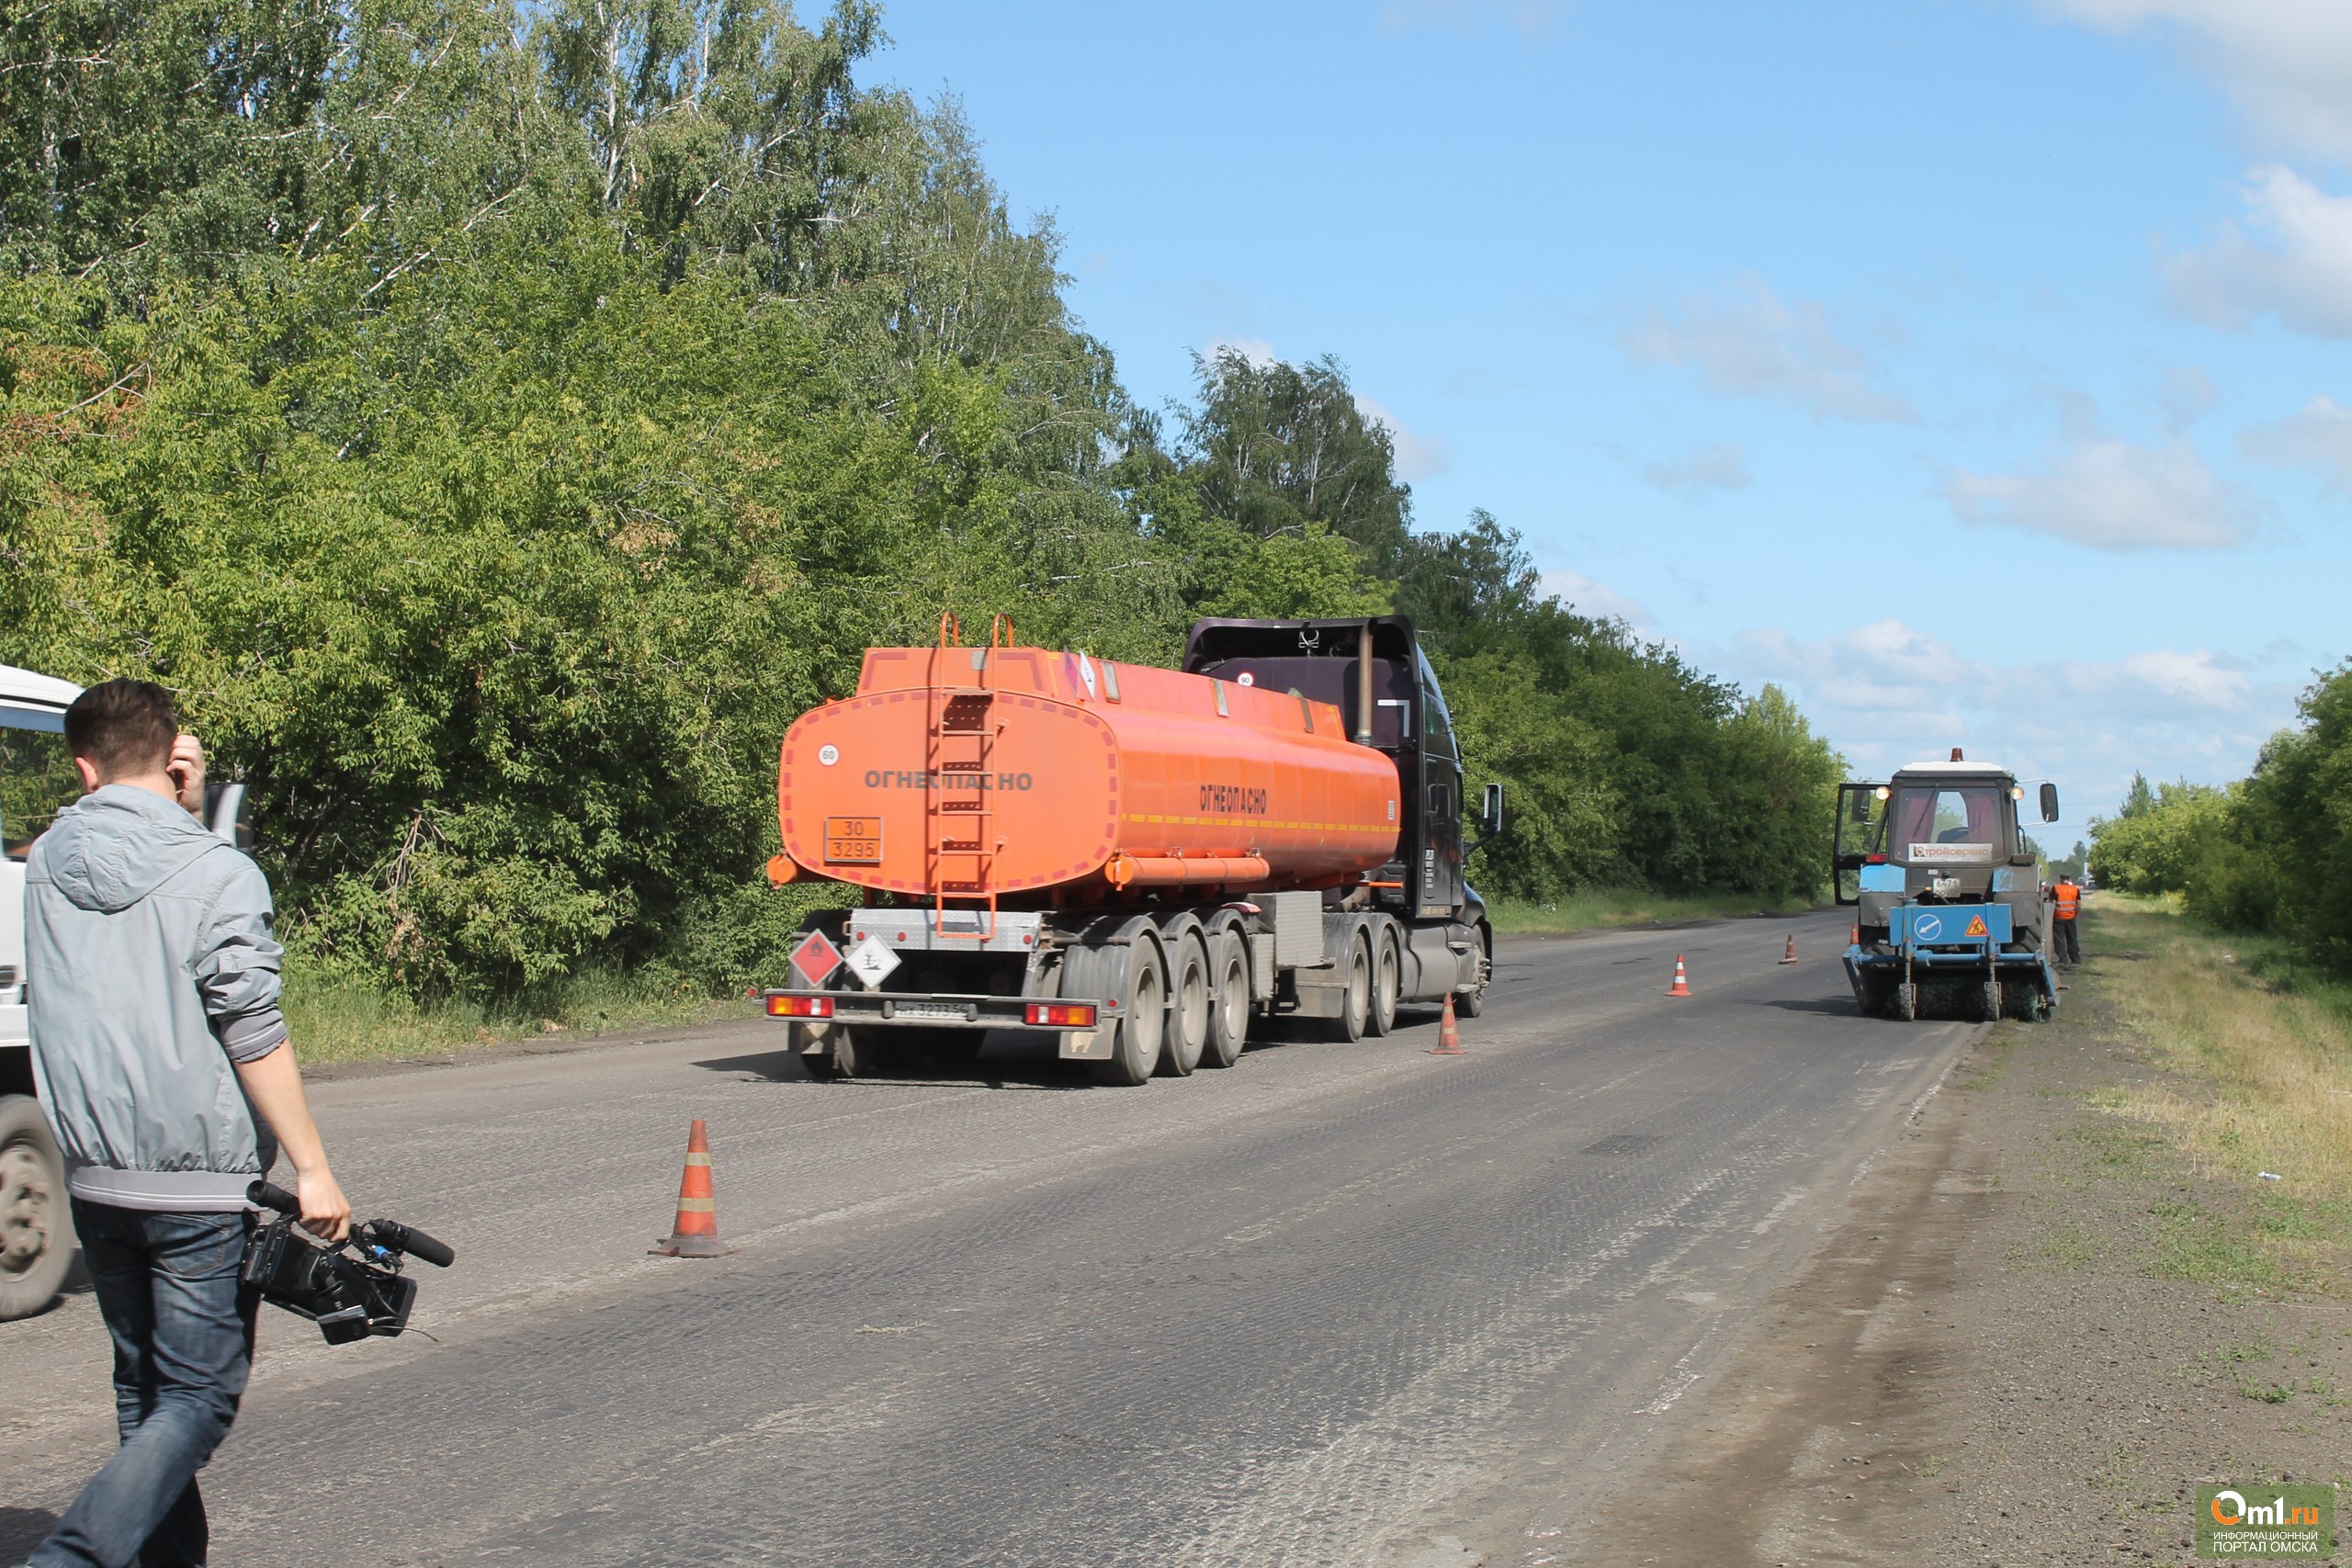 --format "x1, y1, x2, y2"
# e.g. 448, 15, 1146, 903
1175, 348, 1413, 578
